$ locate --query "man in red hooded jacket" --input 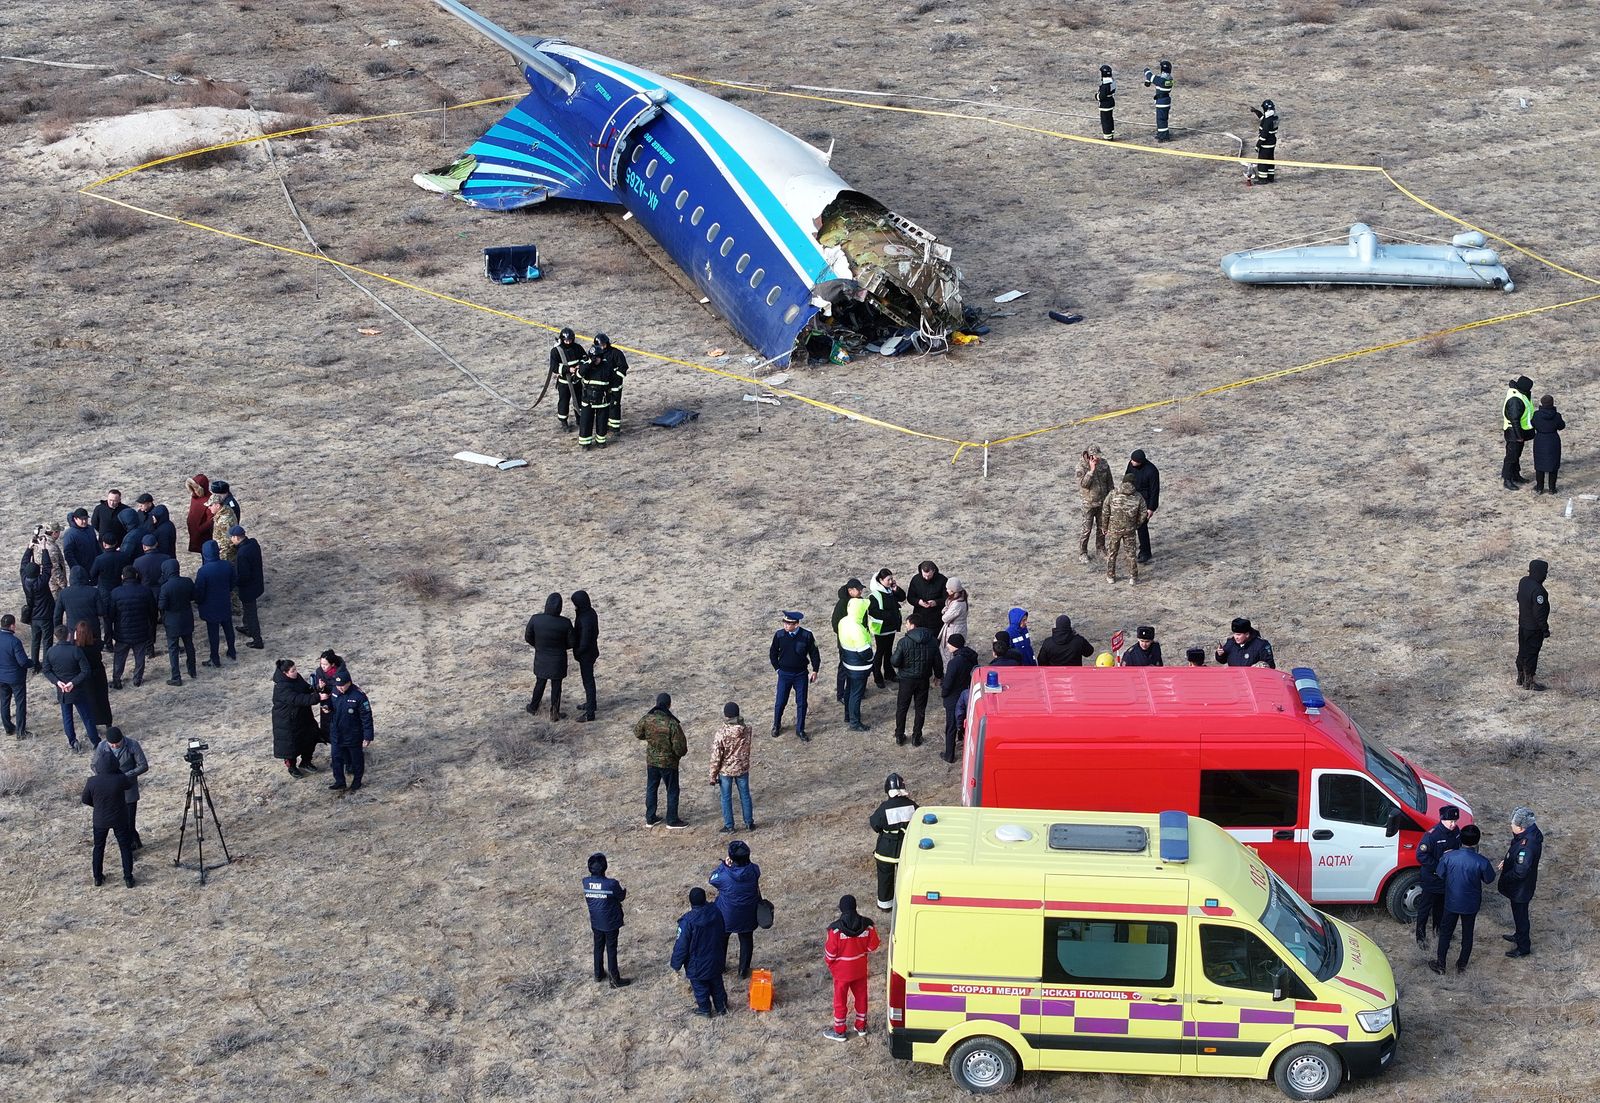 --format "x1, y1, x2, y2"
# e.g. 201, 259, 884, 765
822, 894, 880, 1041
